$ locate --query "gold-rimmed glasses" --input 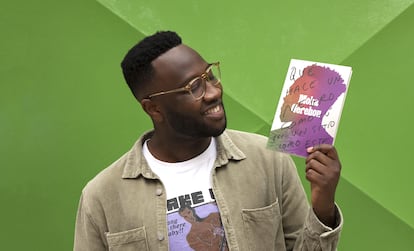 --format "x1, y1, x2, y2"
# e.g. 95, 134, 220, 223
147, 62, 221, 100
